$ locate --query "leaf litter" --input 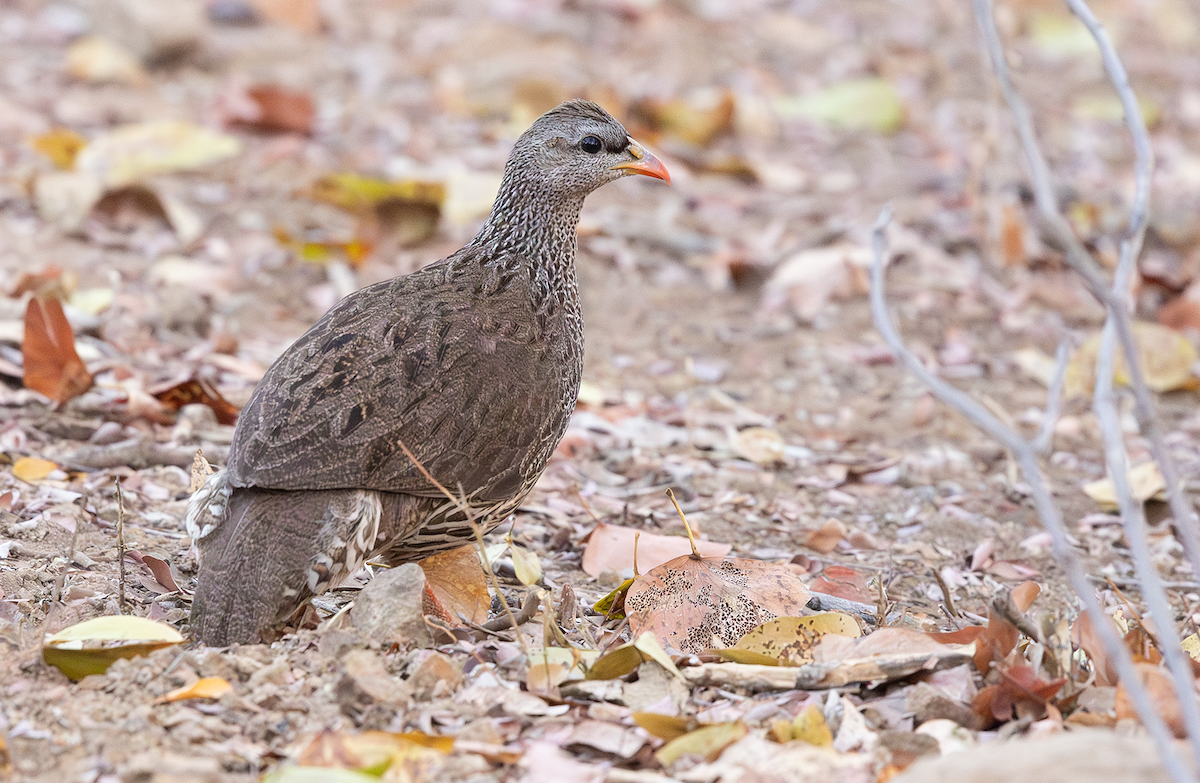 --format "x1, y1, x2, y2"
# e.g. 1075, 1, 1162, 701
2, 0, 1200, 781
